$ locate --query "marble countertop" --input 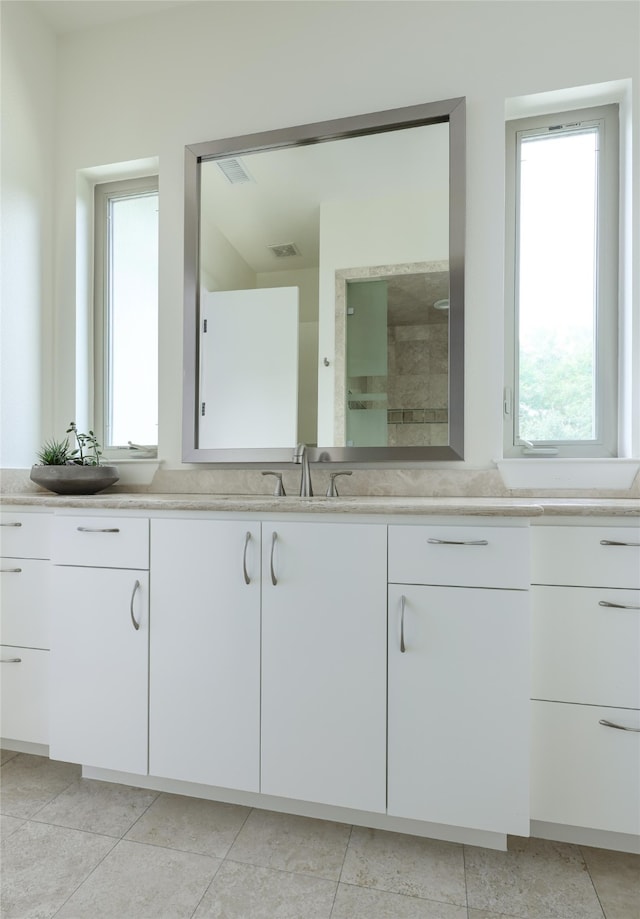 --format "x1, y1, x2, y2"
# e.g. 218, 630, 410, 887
2, 492, 639, 517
